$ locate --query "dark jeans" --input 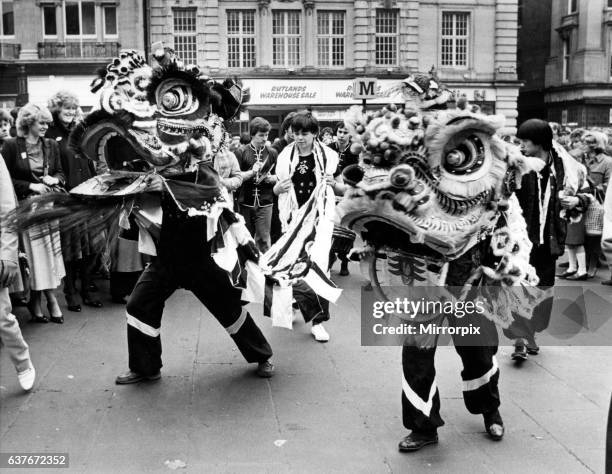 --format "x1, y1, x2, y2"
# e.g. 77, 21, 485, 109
292, 280, 330, 325
125, 259, 273, 375
240, 204, 273, 253
503, 243, 556, 341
